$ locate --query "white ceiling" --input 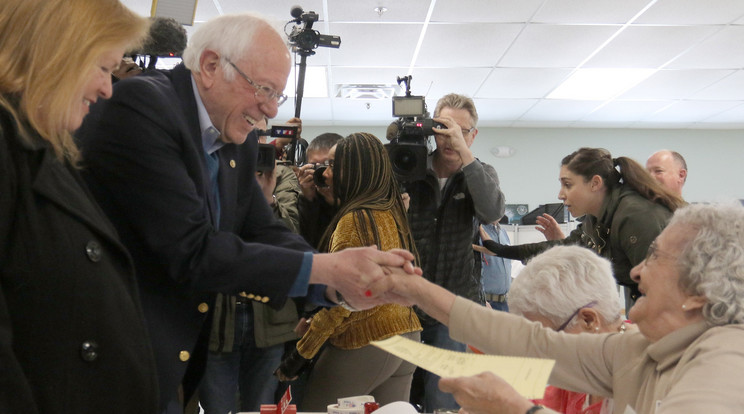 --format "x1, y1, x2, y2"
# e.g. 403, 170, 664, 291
123, 0, 744, 129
